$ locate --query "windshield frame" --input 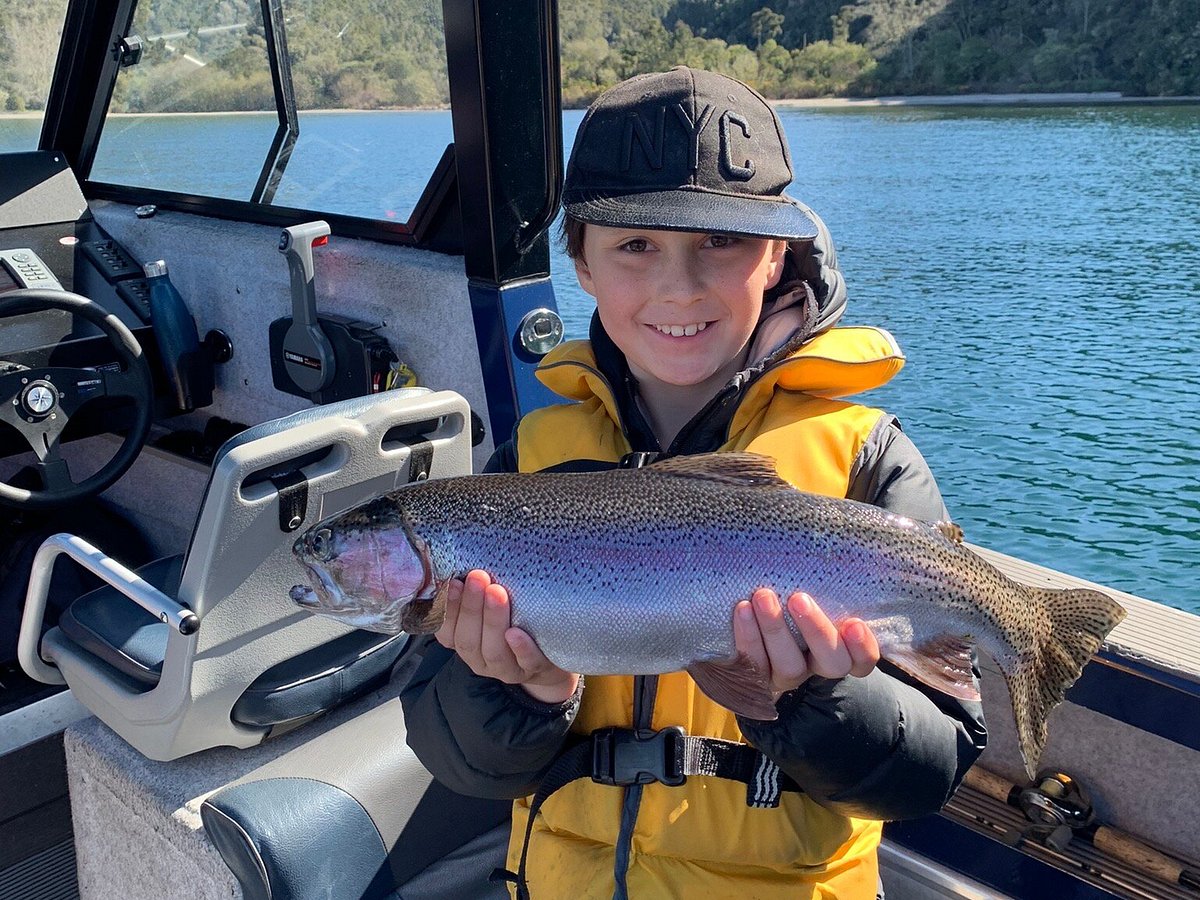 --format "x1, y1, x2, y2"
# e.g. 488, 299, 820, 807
34, 0, 460, 250
251, 0, 299, 206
